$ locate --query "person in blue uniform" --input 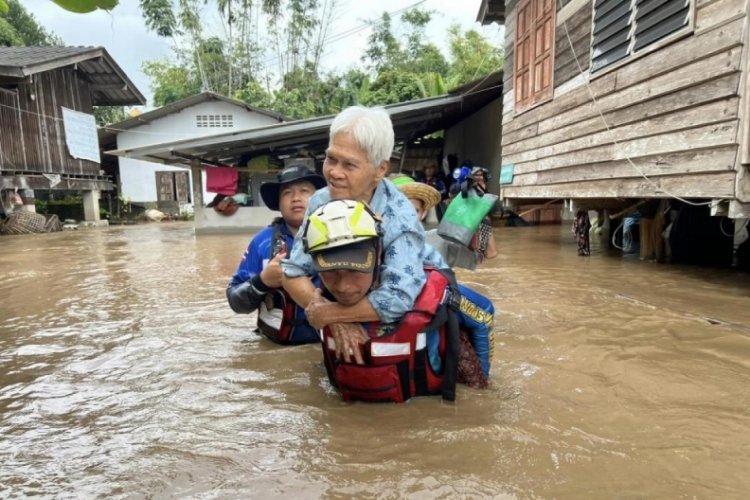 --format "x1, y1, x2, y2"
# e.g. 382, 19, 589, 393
226, 165, 326, 344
